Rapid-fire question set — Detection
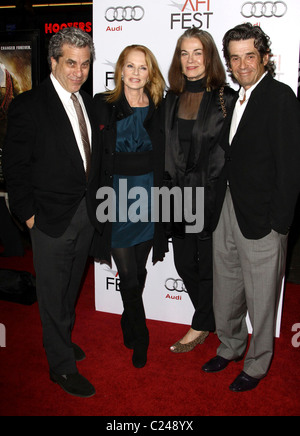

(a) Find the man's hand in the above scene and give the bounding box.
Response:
[26,215,35,229]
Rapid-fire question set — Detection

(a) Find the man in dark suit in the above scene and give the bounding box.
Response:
[202,24,300,392]
[3,27,101,398]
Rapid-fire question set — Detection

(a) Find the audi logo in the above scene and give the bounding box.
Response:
[165,278,187,293]
[241,1,287,18]
[105,6,145,22]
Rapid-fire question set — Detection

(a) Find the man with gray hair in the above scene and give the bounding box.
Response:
[3,27,101,398]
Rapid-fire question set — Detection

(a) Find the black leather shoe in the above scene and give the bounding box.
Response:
[202,356,231,373]
[72,343,86,362]
[229,371,260,392]
[202,355,243,373]
[50,371,96,398]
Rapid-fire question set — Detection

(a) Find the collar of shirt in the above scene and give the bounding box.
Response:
[50,73,80,106]
[229,72,268,145]
[238,71,268,104]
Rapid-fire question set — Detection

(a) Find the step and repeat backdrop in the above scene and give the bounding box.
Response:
[93,0,300,337]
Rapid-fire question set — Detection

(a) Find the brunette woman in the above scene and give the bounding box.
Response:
[93,45,167,368]
[164,28,236,353]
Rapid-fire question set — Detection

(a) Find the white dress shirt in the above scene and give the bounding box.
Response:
[229,72,267,145]
[50,73,92,170]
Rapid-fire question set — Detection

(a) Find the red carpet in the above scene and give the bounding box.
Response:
[0,248,300,416]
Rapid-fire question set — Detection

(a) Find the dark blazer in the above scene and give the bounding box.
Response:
[3,76,101,237]
[164,85,237,239]
[212,73,300,239]
[91,91,168,265]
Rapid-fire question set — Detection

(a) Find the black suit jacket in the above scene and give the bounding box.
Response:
[3,76,101,237]
[212,73,300,239]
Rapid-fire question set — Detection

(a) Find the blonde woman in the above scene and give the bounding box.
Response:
[92,45,167,368]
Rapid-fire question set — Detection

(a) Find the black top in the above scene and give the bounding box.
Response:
[178,77,206,166]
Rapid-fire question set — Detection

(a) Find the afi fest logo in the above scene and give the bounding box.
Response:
[0,323,6,348]
[170,0,214,30]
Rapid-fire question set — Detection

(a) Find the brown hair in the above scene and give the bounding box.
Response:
[222,23,276,82]
[105,45,165,107]
[168,27,226,94]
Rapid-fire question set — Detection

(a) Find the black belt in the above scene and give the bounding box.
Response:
[113,151,154,176]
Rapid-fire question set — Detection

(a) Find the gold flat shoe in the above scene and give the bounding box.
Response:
[170,331,209,353]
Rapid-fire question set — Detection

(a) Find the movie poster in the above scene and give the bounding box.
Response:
[0,31,39,188]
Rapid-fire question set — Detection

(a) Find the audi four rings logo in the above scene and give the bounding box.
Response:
[105,6,145,22]
[165,279,187,293]
[241,1,287,18]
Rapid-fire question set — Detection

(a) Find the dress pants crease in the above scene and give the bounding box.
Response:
[213,188,288,379]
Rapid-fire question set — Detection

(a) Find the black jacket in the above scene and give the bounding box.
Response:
[212,73,300,239]
[164,85,236,239]
[91,91,168,265]
[3,77,101,237]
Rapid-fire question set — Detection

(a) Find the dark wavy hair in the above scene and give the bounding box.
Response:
[222,23,276,82]
[168,27,226,94]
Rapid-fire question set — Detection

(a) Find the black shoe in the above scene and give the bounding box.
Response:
[50,371,96,398]
[202,355,241,373]
[229,371,260,392]
[72,343,86,362]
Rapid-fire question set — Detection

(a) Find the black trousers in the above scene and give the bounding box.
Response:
[30,198,94,375]
[172,234,215,332]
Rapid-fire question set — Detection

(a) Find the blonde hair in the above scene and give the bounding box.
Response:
[105,45,165,107]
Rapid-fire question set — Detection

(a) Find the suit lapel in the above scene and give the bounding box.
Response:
[45,77,86,176]
[231,96,258,147]
[230,74,271,148]
[219,93,238,152]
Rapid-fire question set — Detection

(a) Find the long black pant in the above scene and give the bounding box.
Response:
[172,234,215,332]
[111,240,152,349]
[30,199,94,375]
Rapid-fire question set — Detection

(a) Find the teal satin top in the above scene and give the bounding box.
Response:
[111,107,154,248]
